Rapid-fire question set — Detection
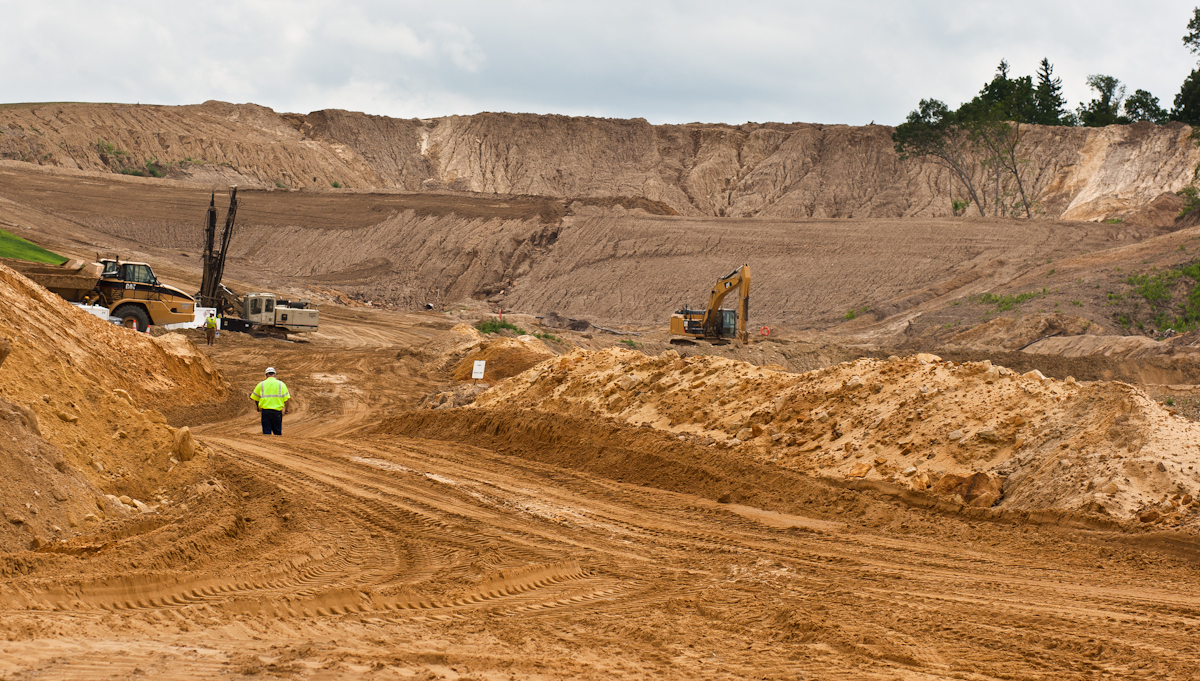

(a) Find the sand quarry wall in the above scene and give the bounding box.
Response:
[1,102,1196,221]
[35,191,1156,329]
[178,205,1139,328]
[474,347,1200,526]
[498,207,1140,328]
[0,264,226,551]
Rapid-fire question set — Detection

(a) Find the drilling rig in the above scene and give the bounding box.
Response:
[198,186,238,310]
[195,187,319,336]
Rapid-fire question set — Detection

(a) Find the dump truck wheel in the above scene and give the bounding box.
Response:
[113,305,150,332]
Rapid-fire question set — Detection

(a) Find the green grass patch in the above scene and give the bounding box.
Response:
[96,138,127,156]
[476,318,526,335]
[1112,260,1200,332]
[0,230,68,264]
[843,305,871,320]
[533,332,560,342]
[973,291,1040,311]
[1126,270,1181,305]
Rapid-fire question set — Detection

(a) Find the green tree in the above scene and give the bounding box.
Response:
[1078,75,1128,127]
[1124,89,1169,123]
[1175,9,1200,124]
[957,60,1038,124]
[893,99,986,217]
[953,61,1037,216]
[968,120,1033,217]
[1174,69,1200,124]
[1184,6,1200,54]
[895,60,1045,218]
[1033,58,1070,125]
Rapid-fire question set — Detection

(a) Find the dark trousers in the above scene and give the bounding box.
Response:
[261,408,283,435]
[205,328,216,345]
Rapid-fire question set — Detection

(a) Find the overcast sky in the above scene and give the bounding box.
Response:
[3,1,1197,126]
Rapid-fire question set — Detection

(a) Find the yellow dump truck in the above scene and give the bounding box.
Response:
[3,257,195,331]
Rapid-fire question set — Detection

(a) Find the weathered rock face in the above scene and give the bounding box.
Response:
[1,103,1196,222]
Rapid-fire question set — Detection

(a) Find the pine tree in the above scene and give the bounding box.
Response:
[1033,58,1068,125]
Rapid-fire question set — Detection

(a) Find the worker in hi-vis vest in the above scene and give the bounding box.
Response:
[251,367,291,435]
[204,312,218,346]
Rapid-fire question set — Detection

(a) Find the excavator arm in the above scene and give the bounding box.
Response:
[701,264,751,342]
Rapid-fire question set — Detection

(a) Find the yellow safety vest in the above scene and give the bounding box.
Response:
[252,377,290,411]
[205,316,218,328]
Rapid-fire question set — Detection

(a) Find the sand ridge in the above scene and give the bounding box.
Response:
[476,347,1200,524]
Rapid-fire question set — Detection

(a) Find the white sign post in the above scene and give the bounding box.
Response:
[472,360,486,384]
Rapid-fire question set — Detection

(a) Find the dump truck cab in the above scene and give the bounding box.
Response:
[93,258,195,330]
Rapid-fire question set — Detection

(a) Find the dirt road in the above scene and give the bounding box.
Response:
[2,306,1199,680]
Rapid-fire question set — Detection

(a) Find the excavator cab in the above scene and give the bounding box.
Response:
[672,308,737,338]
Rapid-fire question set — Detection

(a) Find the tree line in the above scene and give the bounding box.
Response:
[893,8,1200,218]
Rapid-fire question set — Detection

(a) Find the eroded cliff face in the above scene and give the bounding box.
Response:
[1,101,1196,221]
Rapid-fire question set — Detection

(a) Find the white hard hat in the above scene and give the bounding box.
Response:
[265,367,276,374]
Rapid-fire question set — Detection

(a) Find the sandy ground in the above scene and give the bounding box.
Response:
[4,159,1200,679]
[0,297,1199,679]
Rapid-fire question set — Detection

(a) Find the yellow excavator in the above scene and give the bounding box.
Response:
[669,264,751,344]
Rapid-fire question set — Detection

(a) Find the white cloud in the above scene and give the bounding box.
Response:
[323,13,432,59]
[1,0,1197,125]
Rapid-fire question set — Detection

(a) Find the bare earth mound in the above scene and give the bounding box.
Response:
[476,347,1200,524]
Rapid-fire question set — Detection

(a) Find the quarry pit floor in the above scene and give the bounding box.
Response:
[2,306,1199,680]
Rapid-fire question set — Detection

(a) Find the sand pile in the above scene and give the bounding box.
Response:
[0,264,226,550]
[451,336,555,382]
[419,325,556,409]
[475,347,1200,524]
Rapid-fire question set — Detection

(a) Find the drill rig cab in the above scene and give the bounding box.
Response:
[669,264,751,344]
